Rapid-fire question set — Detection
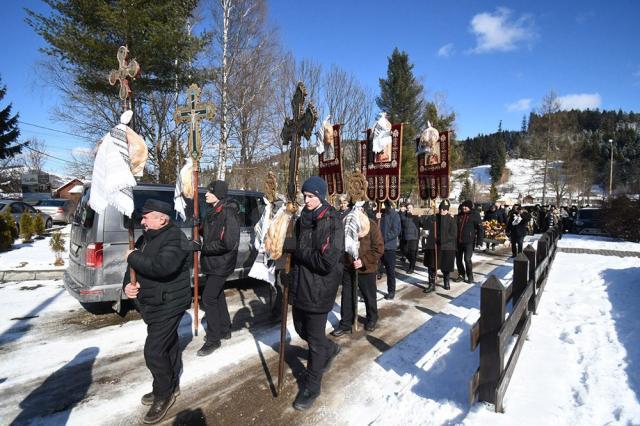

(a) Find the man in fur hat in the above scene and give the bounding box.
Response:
[422,199,457,291]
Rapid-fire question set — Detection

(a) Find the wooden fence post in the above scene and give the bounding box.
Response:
[523,244,537,313]
[512,253,529,308]
[536,237,548,267]
[479,275,506,404]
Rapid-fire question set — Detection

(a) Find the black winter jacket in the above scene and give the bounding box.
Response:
[201,199,240,277]
[456,211,484,245]
[124,223,191,324]
[507,210,531,239]
[400,213,420,241]
[423,214,457,251]
[380,208,401,250]
[289,202,344,313]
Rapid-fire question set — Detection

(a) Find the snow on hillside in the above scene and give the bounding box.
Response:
[449,159,604,204]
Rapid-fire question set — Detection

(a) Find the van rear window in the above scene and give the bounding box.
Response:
[73,187,95,228]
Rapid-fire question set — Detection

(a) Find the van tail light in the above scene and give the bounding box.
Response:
[57,208,65,213]
[86,243,104,268]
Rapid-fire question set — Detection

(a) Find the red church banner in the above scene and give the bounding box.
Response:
[417,130,450,200]
[359,123,403,201]
[318,124,344,195]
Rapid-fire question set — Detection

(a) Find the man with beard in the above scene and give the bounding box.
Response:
[197,180,240,357]
[422,200,457,291]
[123,199,192,424]
[455,200,484,283]
[283,176,344,410]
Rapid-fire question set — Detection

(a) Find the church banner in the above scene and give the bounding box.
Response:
[318,124,344,195]
[417,130,450,200]
[359,123,403,201]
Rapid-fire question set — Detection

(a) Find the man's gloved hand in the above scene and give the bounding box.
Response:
[283,237,296,253]
[189,240,202,252]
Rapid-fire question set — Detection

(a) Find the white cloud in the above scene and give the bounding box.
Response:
[437,43,454,57]
[71,147,92,157]
[556,93,601,110]
[469,7,536,53]
[507,98,532,112]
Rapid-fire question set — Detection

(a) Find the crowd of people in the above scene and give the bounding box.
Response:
[121,175,572,422]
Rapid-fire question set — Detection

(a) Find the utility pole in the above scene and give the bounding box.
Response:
[609,139,613,200]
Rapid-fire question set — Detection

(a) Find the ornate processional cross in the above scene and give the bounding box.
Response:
[174,84,216,161]
[280,82,318,204]
[108,46,140,106]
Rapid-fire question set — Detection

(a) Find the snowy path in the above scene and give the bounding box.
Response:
[1,235,639,425]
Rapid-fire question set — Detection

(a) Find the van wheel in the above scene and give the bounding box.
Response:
[80,302,114,315]
[46,218,53,229]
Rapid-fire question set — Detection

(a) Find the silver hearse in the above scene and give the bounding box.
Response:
[64,183,264,314]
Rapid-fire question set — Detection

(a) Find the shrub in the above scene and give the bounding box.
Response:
[49,230,66,266]
[0,209,18,240]
[34,213,46,237]
[0,216,12,251]
[19,211,35,243]
[602,196,640,242]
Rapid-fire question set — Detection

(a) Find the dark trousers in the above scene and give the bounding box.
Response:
[203,274,231,342]
[292,307,336,393]
[404,239,418,271]
[339,269,378,329]
[381,250,397,294]
[511,235,524,257]
[456,242,474,279]
[144,313,184,400]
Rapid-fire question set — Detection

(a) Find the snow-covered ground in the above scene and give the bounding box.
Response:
[0,225,70,271]
[0,234,638,425]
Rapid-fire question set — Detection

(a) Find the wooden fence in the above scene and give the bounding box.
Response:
[469,225,562,412]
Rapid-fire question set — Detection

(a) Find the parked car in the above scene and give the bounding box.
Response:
[0,200,54,232]
[34,198,75,224]
[572,207,608,236]
[63,183,265,314]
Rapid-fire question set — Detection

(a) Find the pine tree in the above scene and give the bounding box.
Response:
[0,77,23,159]
[521,115,528,133]
[377,48,424,197]
[459,178,473,202]
[50,230,66,266]
[34,214,46,237]
[19,212,35,243]
[0,209,18,240]
[490,182,499,202]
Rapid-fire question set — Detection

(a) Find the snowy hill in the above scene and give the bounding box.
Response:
[449,158,604,205]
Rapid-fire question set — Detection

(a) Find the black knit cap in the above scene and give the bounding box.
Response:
[438,199,450,211]
[141,199,173,216]
[207,180,228,200]
[301,176,327,201]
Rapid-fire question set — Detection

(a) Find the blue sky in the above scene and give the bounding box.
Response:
[1,0,639,175]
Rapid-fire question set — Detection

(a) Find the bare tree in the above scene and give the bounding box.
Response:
[22,138,47,172]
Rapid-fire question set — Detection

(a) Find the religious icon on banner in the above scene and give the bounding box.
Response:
[318,122,344,195]
[417,129,451,200]
[360,122,403,201]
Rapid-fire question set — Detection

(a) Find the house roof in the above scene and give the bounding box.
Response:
[54,178,83,193]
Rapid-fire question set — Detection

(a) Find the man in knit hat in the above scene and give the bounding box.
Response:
[197,180,240,356]
[282,175,344,410]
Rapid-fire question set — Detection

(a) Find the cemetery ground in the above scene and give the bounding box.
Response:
[0,235,639,425]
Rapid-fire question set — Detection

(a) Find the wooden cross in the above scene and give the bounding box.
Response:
[280,82,318,203]
[174,83,215,160]
[108,46,140,102]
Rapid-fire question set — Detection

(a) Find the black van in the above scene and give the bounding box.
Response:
[64,183,264,313]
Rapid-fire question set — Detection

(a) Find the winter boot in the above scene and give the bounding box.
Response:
[141,386,180,406]
[143,393,176,424]
[293,387,320,411]
[443,273,451,290]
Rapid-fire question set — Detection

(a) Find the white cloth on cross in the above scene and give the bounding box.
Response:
[249,197,276,285]
[372,112,393,153]
[89,123,137,217]
[173,159,191,222]
[344,206,362,260]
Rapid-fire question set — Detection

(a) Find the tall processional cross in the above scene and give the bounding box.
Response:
[174,83,216,160]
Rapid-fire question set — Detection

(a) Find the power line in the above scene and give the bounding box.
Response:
[18,120,92,140]
[22,144,75,164]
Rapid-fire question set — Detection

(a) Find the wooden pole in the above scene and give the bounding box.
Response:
[192,161,201,336]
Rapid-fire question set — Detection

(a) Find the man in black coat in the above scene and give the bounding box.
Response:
[483,204,498,251]
[400,203,420,274]
[123,199,192,424]
[507,205,531,257]
[423,200,457,291]
[377,200,402,299]
[198,180,241,357]
[455,200,483,283]
[283,176,344,411]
